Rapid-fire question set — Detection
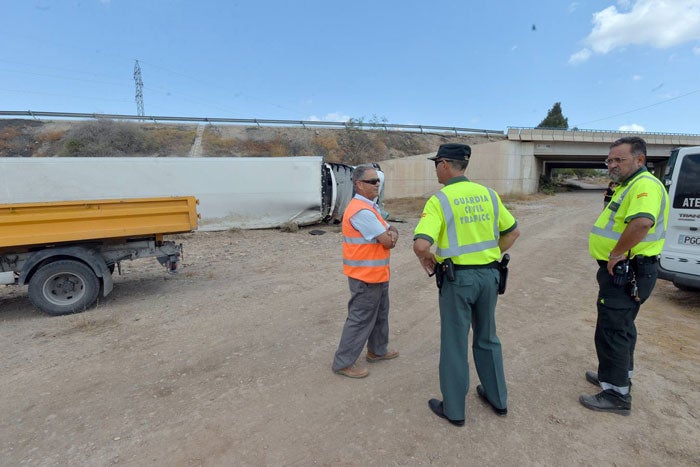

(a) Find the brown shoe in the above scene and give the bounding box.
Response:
[335,365,369,378]
[366,350,399,363]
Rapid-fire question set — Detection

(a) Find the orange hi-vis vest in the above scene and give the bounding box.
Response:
[342,198,390,283]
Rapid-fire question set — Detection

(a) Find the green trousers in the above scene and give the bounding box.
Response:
[438,267,507,420]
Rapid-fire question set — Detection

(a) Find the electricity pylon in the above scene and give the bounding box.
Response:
[134,60,144,117]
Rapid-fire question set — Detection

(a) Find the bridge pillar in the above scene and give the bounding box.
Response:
[379,140,541,199]
[468,140,538,195]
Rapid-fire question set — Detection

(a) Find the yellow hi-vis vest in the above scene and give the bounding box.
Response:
[589,169,669,260]
[342,198,390,283]
[414,178,516,265]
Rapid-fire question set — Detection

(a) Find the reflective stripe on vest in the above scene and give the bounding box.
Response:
[343,258,390,267]
[434,187,500,258]
[590,175,667,242]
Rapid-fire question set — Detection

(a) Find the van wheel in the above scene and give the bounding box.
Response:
[674,283,700,292]
[28,260,100,316]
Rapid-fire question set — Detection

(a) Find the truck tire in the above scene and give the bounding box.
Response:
[28,260,100,316]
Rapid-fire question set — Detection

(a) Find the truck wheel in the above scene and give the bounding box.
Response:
[28,260,100,316]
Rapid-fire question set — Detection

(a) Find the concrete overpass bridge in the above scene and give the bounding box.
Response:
[380,128,700,198]
[506,127,700,181]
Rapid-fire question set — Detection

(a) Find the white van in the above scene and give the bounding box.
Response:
[658,146,700,291]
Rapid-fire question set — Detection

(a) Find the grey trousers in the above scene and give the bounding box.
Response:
[332,277,390,371]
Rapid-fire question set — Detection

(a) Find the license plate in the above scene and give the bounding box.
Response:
[678,234,700,246]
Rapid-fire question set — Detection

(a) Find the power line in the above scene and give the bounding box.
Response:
[574,88,700,127]
[138,60,303,116]
[134,60,144,117]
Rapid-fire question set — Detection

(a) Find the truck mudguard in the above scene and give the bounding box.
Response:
[18,245,114,296]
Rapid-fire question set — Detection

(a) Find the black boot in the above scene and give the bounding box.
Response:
[579,389,631,416]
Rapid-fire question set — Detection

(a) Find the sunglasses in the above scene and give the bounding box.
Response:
[434,159,447,167]
[359,178,381,185]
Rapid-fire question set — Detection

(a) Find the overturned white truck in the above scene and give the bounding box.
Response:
[0,156,360,230]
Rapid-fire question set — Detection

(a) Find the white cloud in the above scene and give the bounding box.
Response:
[571,0,700,61]
[569,2,580,13]
[632,74,642,80]
[569,48,592,64]
[619,123,646,132]
[306,112,350,122]
[693,46,700,54]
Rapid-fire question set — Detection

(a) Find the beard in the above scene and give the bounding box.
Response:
[609,170,623,183]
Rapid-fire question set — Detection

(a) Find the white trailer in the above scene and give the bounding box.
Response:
[0,157,357,230]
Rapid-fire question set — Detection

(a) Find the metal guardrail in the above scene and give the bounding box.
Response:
[507,126,700,137]
[0,110,504,136]
[506,126,700,146]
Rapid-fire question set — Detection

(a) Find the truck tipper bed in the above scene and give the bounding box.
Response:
[0,196,199,315]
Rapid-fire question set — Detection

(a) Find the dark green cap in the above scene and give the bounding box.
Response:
[429,143,471,161]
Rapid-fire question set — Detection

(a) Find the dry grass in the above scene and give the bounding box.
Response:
[203,136,236,155]
[1,119,505,163]
[68,304,118,332]
[146,126,197,155]
[0,127,34,156]
[500,192,551,203]
[279,221,300,233]
[36,129,65,143]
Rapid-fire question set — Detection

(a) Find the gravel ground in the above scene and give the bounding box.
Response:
[0,191,698,466]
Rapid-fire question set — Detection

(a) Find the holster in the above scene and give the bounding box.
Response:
[433,262,443,289]
[434,258,455,289]
[612,259,630,287]
[498,254,510,295]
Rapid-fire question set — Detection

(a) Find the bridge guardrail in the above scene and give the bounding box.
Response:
[0,110,504,136]
[507,127,700,145]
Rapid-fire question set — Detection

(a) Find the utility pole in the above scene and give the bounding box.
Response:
[133,60,144,117]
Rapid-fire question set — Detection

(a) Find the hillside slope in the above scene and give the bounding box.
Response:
[0,118,504,164]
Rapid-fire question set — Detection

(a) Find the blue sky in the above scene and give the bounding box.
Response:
[2,0,700,134]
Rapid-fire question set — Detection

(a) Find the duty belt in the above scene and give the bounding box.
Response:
[633,255,658,264]
[597,255,657,268]
[453,261,499,270]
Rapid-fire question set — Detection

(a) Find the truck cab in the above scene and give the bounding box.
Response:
[658,146,700,291]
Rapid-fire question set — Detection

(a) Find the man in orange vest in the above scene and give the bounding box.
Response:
[332,164,400,378]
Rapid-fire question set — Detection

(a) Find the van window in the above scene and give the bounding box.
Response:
[673,154,700,209]
[663,148,679,189]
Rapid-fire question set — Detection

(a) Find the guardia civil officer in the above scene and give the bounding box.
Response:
[581,136,669,415]
[413,143,520,426]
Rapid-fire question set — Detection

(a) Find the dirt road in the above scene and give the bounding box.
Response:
[1,191,698,465]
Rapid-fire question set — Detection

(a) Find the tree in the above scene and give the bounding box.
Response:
[536,102,569,129]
